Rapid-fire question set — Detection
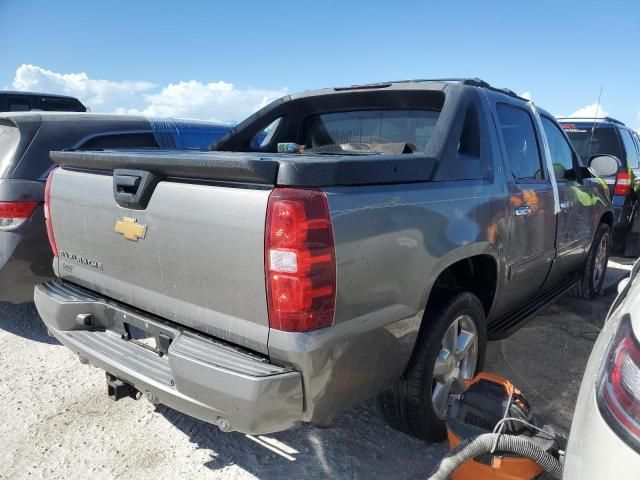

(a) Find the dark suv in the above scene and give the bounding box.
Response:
[558,117,640,254]
[0,91,86,112]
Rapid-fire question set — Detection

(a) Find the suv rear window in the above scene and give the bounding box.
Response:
[80,132,158,149]
[0,123,20,178]
[561,124,623,165]
[40,97,86,112]
[303,109,440,154]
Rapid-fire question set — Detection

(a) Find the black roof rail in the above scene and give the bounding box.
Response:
[556,116,627,127]
[604,116,626,126]
[380,78,527,101]
[333,78,528,101]
[383,77,490,87]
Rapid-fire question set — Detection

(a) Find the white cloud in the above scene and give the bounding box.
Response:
[12,64,155,107]
[519,91,532,100]
[115,80,288,123]
[8,64,287,123]
[565,102,609,119]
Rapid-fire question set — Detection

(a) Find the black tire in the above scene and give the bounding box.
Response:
[576,223,610,300]
[378,292,487,442]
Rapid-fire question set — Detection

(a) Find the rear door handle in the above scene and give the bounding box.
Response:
[514,206,531,217]
[560,200,573,211]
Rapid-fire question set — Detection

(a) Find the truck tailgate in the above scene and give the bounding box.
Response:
[49,167,271,354]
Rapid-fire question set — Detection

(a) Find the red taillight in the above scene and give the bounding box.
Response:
[614,171,632,196]
[265,188,336,332]
[0,201,38,219]
[0,201,38,230]
[44,167,58,256]
[597,318,640,447]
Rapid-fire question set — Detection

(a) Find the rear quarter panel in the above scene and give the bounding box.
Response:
[268,179,510,423]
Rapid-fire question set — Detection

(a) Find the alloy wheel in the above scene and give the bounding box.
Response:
[431,314,479,420]
[593,235,608,287]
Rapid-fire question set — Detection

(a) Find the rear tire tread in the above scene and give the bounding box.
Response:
[378,291,486,442]
[575,223,610,300]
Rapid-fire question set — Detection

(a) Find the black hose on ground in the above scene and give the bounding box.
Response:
[428,433,563,480]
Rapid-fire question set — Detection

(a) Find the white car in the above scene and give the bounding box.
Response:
[564,259,640,479]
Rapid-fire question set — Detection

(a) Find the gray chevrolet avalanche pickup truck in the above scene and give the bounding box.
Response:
[35,79,615,441]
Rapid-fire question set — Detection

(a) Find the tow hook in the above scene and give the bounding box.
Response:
[106,373,141,401]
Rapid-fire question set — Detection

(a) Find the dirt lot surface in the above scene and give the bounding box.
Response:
[0,258,634,480]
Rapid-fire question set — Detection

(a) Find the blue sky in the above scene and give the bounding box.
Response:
[1,0,639,126]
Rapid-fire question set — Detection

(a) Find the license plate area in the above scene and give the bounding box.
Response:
[114,312,176,356]
[126,323,158,351]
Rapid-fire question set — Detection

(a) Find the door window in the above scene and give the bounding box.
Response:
[541,116,577,181]
[619,129,640,169]
[496,104,544,181]
[7,97,30,111]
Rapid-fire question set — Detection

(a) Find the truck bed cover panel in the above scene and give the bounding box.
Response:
[51,149,438,187]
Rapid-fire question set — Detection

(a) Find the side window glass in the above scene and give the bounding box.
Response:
[250,117,282,150]
[80,133,158,149]
[8,98,30,111]
[541,117,576,181]
[634,133,640,165]
[496,103,544,181]
[619,129,640,169]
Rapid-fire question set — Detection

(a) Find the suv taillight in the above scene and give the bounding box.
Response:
[597,318,640,449]
[44,167,58,256]
[0,201,38,230]
[265,188,336,332]
[614,171,632,196]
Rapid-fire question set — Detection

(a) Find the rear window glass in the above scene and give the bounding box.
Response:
[7,99,30,111]
[80,133,158,149]
[40,97,85,112]
[303,109,440,154]
[0,124,20,178]
[561,124,623,164]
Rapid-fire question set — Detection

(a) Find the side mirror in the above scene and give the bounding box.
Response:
[588,155,621,178]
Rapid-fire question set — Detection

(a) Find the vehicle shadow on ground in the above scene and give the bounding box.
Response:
[0,301,58,344]
[157,400,446,479]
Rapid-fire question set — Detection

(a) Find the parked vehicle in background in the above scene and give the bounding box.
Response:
[0,112,231,302]
[558,117,640,254]
[564,259,640,479]
[35,79,613,442]
[0,91,86,112]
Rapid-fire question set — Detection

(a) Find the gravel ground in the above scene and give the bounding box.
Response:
[0,259,633,480]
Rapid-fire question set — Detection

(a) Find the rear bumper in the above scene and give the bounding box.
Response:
[0,206,54,303]
[34,280,304,434]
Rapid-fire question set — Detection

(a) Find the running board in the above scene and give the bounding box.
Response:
[488,276,578,340]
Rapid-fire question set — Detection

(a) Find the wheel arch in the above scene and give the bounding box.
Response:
[417,245,501,331]
[600,210,614,229]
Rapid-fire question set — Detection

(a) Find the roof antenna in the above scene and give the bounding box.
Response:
[585,86,603,162]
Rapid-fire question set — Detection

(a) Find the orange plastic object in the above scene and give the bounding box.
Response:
[448,373,543,480]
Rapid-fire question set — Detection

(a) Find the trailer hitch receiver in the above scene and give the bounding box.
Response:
[106,373,141,401]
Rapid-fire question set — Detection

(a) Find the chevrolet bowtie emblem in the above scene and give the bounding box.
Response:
[114,217,147,241]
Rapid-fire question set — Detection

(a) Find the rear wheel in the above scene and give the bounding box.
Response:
[576,223,610,299]
[378,292,486,442]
